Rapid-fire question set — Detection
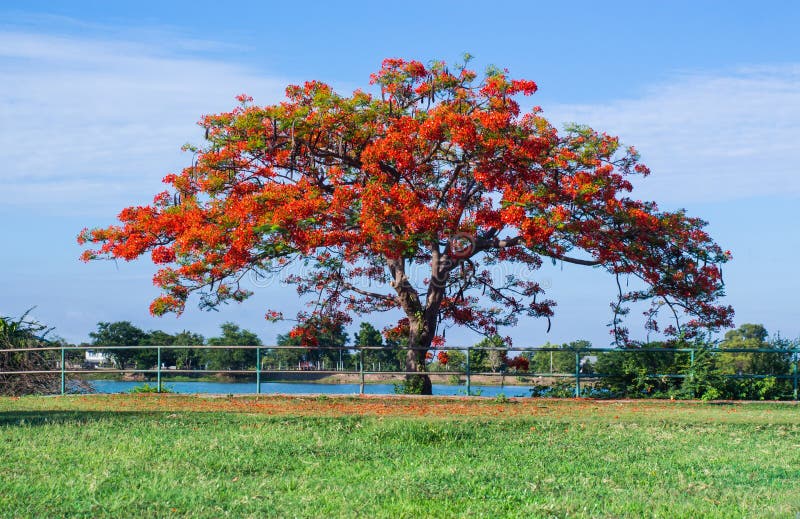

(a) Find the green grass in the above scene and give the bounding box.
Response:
[1,396,799,517]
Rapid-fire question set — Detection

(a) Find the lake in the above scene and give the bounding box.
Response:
[90,380,536,397]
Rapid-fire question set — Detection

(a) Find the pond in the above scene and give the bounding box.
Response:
[90,380,537,398]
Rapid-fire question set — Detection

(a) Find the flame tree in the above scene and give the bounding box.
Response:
[79,58,733,394]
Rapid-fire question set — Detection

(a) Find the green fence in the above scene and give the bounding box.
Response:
[1,344,798,399]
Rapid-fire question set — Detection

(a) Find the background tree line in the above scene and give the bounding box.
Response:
[87,320,408,372]
[3,311,799,400]
[86,318,800,400]
[589,324,799,400]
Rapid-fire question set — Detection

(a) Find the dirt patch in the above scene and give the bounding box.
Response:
[16,393,786,423]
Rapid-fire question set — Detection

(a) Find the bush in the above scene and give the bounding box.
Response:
[394,375,426,395]
[507,356,529,372]
[129,383,173,394]
[0,311,90,396]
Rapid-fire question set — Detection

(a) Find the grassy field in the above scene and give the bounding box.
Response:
[1,396,799,518]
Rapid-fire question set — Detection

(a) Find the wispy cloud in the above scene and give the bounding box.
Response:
[2,27,798,218]
[0,29,288,215]
[546,65,800,203]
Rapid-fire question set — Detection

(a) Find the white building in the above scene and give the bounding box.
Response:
[85,350,111,366]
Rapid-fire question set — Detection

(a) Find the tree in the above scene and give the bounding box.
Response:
[506,355,529,372]
[0,311,86,395]
[89,321,148,369]
[272,318,349,369]
[171,330,205,370]
[594,341,689,396]
[354,321,383,348]
[135,329,173,368]
[470,335,506,373]
[530,340,591,374]
[354,322,402,371]
[79,57,733,394]
[203,323,262,370]
[716,324,793,399]
[441,349,466,371]
[718,324,777,374]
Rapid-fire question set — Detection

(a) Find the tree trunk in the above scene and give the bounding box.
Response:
[404,346,432,395]
[385,255,440,395]
[403,319,433,395]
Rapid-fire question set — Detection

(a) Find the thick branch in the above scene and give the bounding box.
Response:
[386,257,423,316]
[337,279,396,304]
[475,235,602,266]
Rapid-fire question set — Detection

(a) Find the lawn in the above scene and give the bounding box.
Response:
[1,395,798,517]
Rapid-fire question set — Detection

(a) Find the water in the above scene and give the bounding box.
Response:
[90,380,536,397]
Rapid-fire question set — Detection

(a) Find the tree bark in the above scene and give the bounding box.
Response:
[404,321,433,394]
[404,346,432,395]
[388,251,446,396]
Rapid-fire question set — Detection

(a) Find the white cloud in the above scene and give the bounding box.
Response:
[546,65,800,203]
[0,30,288,215]
[2,28,798,218]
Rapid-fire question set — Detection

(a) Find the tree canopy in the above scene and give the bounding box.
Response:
[79,57,733,393]
[89,321,148,369]
[204,322,261,370]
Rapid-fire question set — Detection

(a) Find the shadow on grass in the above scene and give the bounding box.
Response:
[0,410,163,427]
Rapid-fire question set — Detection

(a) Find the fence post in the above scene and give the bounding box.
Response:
[256,347,261,395]
[465,347,471,396]
[793,360,798,401]
[359,348,365,395]
[574,351,581,398]
[157,346,162,393]
[60,344,66,396]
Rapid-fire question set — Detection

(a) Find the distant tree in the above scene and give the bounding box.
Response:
[592,325,797,399]
[530,340,591,374]
[594,341,688,396]
[354,322,383,347]
[270,332,306,368]
[203,323,262,370]
[441,349,466,371]
[134,329,174,368]
[147,330,175,345]
[470,336,507,373]
[717,324,788,375]
[506,355,529,372]
[355,322,401,371]
[273,318,349,369]
[171,331,205,369]
[487,349,508,373]
[89,321,147,369]
[716,324,793,399]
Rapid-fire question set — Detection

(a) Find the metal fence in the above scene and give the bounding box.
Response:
[1,344,798,399]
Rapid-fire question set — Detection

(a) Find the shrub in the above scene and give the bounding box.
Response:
[129,383,173,394]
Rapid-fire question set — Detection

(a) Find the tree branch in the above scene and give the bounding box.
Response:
[474,234,602,266]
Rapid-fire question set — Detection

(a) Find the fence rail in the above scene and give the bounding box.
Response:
[2,344,799,399]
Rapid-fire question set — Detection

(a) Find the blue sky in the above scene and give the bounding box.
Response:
[1,1,798,346]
